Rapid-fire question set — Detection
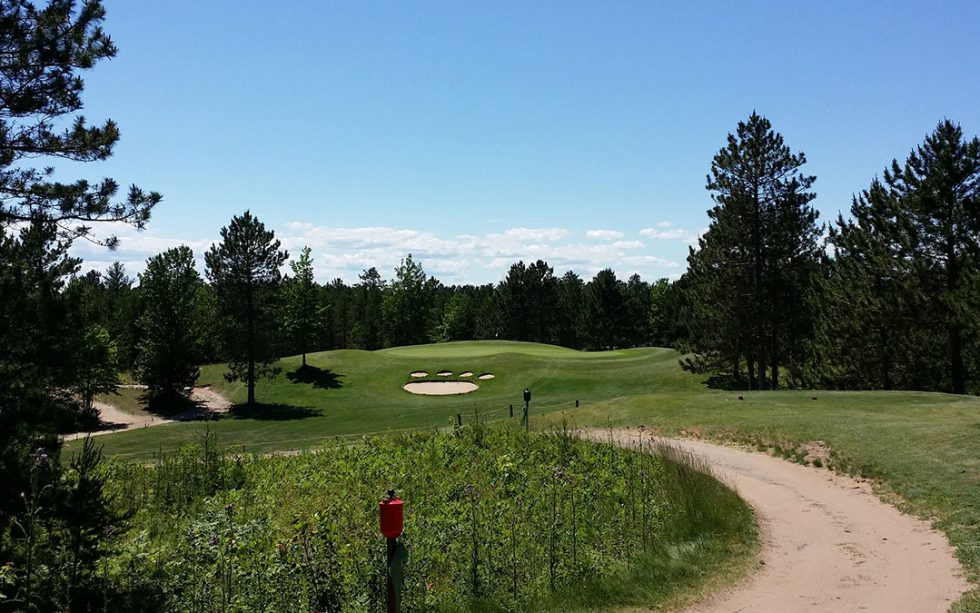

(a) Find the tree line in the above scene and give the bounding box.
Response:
[69,231,674,409]
[679,113,980,395]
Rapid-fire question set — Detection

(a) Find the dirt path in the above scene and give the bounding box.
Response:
[65,386,232,441]
[591,428,971,613]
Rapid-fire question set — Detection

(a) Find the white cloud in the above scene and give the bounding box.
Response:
[611,240,643,249]
[68,220,690,286]
[585,229,624,240]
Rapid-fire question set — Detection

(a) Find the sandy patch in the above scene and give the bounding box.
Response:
[410,371,428,378]
[436,370,452,376]
[403,381,479,395]
[478,373,495,380]
[796,440,832,466]
[585,428,971,613]
[459,371,474,377]
[64,386,232,440]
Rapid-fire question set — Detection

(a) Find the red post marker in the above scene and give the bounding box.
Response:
[380,490,404,612]
[380,491,404,538]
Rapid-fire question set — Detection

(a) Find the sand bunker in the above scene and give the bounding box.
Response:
[403,381,479,395]
[459,371,474,377]
[478,373,495,380]
[437,371,452,376]
[410,371,428,378]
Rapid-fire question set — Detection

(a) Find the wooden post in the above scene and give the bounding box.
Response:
[457,414,462,427]
[386,537,397,613]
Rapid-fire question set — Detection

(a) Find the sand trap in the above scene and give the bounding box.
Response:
[410,371,428,378]
[459,371,474,377]
[478,373,495,380]
[403,381,479,396]
[436,371,452,376]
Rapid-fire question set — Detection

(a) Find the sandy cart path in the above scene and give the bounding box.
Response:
[593,429,971,613]
[65,386,231,441]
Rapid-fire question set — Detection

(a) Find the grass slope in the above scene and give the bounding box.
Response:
[78,342,699,458]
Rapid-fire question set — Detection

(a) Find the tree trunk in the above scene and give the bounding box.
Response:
[947,249,965,394]
[247,281,256,407]
[302,351,307,367]
[747,354,756,390]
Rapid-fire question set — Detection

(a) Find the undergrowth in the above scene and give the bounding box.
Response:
[98,423,755,611]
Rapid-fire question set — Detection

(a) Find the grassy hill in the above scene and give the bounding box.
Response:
[79,342,702,458]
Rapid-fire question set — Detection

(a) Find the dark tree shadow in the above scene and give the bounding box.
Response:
[285,365,344,390]
[702,374,750,391]
[144,392,199,416]
[229,402,321,421]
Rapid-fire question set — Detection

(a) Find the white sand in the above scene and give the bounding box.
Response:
[410,371,428,378]
[459,371,474,377]
[403,381,479,395]
[436,371,452,376]
[478,373,495,380]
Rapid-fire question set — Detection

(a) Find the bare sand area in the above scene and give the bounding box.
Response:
[477,373,495,380]
[65,386,232,440]
[586,428,971,613]
[402,381,479,395]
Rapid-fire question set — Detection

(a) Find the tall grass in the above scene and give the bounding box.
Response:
[99,423,755,612]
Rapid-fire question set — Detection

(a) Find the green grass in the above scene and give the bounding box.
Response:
[96,387,149,416]
[74,342,700,459]
[69,340,980,610]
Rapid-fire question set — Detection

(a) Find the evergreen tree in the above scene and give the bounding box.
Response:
[134,246,205,403]
[0,0,160,243]
[205,212,288,407]
[683,112,819,388]
[72,324,117,415]
[351,267,385,349]
[821,121,980,393]
[434,290,475,342]
[585,269,625,350]
[623,273,651,347]
[281,246,322,366]
[496,260,559,343]
[556,271,585,348]
[382,254,436,347]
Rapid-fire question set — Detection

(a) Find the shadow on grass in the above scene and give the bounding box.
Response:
[144,392,200,416]
[285,364,344,390]
[702,374,750,391]
[229,402,322,421]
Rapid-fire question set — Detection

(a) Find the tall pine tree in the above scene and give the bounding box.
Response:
[205,212,288,407]
[683,112,819,388]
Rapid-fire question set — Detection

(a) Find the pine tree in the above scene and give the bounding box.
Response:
[683,112,819,388]
[351,267,385,349]
[382,254,436,347]
[0,0,160,243]
[281,246,322,366]
[822,120,980,393]
[205,212,288,407]
[496,260,559,343]
[135,246,205,404]
[585,269,625,350]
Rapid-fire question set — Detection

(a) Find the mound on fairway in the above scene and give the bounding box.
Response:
[403,380,479,395]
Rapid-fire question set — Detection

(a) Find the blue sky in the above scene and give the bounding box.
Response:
[67,1,980,284]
